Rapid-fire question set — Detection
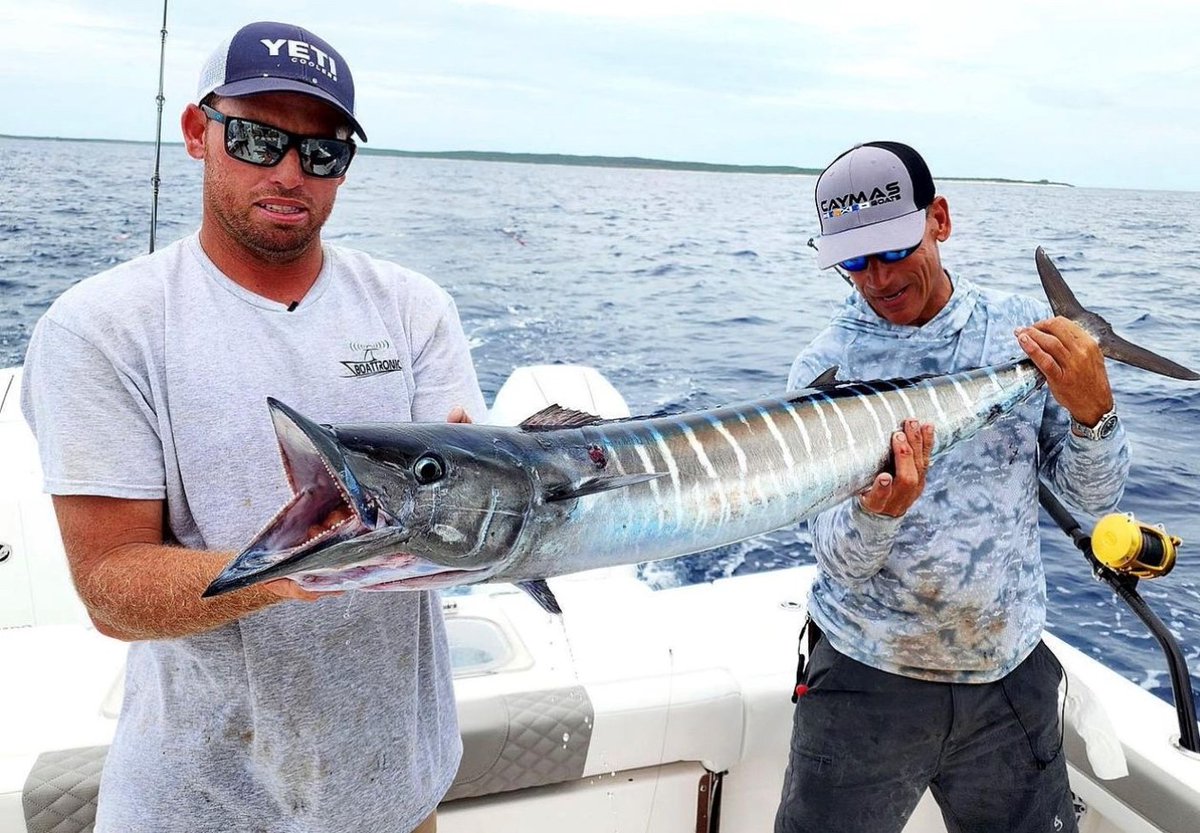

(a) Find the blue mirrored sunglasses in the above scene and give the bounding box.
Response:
[838,243,920,273]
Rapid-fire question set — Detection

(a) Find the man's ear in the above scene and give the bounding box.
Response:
[181,104,208,161]
[929,195,952,242]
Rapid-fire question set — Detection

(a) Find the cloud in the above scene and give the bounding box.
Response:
[2,0,1199,188]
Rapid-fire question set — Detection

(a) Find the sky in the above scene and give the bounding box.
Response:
[2,0,1198,191]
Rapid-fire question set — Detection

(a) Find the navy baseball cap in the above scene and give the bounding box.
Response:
[197,21,367,141]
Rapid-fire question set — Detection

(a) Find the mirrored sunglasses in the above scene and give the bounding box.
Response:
[838,243,920,273]
[200,105,356,179]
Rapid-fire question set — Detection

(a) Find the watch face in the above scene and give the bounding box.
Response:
[1071,410,1118,440]
[1098,412,1119,439]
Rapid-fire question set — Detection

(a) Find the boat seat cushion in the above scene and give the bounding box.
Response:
[22,746,107,833]
[445,685,593,801]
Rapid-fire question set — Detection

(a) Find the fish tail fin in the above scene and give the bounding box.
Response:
[1036,246,1200,381]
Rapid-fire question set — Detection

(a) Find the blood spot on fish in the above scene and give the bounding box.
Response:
[588,445,607,469]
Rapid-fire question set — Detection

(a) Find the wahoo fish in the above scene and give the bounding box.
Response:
[203,249,1197,611]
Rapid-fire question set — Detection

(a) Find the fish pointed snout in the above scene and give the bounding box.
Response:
[202,565,254,598]
[203,544,291,598]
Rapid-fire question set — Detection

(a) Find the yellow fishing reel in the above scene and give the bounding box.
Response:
[1091,513,1180,579]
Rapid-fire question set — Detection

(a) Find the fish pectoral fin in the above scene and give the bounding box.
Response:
[519,404,607,430]
[542,472,667,502]
[516,579,562,615]
[1097,331,1200,381]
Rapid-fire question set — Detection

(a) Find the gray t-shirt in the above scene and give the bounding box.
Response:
[21,233,486,833]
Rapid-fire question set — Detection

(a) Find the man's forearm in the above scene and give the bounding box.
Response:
[810,498,902,586]
[73,543,282,641]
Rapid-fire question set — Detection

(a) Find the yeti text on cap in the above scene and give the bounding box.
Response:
[260,37,339,81]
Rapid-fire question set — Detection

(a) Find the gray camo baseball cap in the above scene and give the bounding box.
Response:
[813,141,934,269]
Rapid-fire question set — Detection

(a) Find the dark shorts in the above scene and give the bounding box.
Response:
[775,639,1078,833]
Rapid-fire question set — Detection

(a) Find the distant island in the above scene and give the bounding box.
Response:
[0,133,1073,186]
[357,147,816,176]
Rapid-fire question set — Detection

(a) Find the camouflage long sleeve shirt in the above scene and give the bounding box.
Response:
[787,274,1130,682]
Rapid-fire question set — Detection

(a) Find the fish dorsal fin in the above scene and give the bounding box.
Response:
[517,579,562,614]
[519,404,607,430]
[1036,246,1200,381]
[807,366,840,388]
[543,472,666,502]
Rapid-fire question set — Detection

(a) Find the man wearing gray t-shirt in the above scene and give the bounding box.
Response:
[21,21,485,833]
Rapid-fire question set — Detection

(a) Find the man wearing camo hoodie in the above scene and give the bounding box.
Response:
[775,141,1127,833]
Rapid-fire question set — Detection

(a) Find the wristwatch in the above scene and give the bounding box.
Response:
[1070,408,1119,441]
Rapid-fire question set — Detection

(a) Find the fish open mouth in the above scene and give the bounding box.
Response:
[250,400,374,555]
[205,400,496,598]
[203,399,379,597]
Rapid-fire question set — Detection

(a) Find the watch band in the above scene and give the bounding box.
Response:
[1070,408,1119,441]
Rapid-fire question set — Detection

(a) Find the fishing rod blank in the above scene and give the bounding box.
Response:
[149,0,169,253]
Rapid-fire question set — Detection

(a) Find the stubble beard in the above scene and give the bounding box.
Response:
[204,172,334,265]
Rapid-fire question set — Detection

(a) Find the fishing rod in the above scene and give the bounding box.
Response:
[1038,481,1200,753]
[805,237,852,286]
[149,0,169,253]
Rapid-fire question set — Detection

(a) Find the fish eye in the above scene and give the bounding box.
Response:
[413,453,445,485]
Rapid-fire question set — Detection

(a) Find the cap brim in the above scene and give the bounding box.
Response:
[211,78,368,142]
[815,209,926,269]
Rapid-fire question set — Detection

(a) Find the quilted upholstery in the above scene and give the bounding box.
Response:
[23,746,108,833]
[444,686,594,800]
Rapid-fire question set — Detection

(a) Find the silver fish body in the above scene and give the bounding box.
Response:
[204,360,1043,598]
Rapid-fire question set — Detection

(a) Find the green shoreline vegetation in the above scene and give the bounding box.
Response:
[0,133,1073,187]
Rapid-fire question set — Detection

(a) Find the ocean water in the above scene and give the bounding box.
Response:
[2,136,1199,716]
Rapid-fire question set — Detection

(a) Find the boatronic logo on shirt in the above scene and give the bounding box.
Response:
[260,38,338,82]
[341,340,404,378]
[820,181,903,218]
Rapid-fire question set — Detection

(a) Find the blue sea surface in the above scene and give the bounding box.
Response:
[2,136,1199,716]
